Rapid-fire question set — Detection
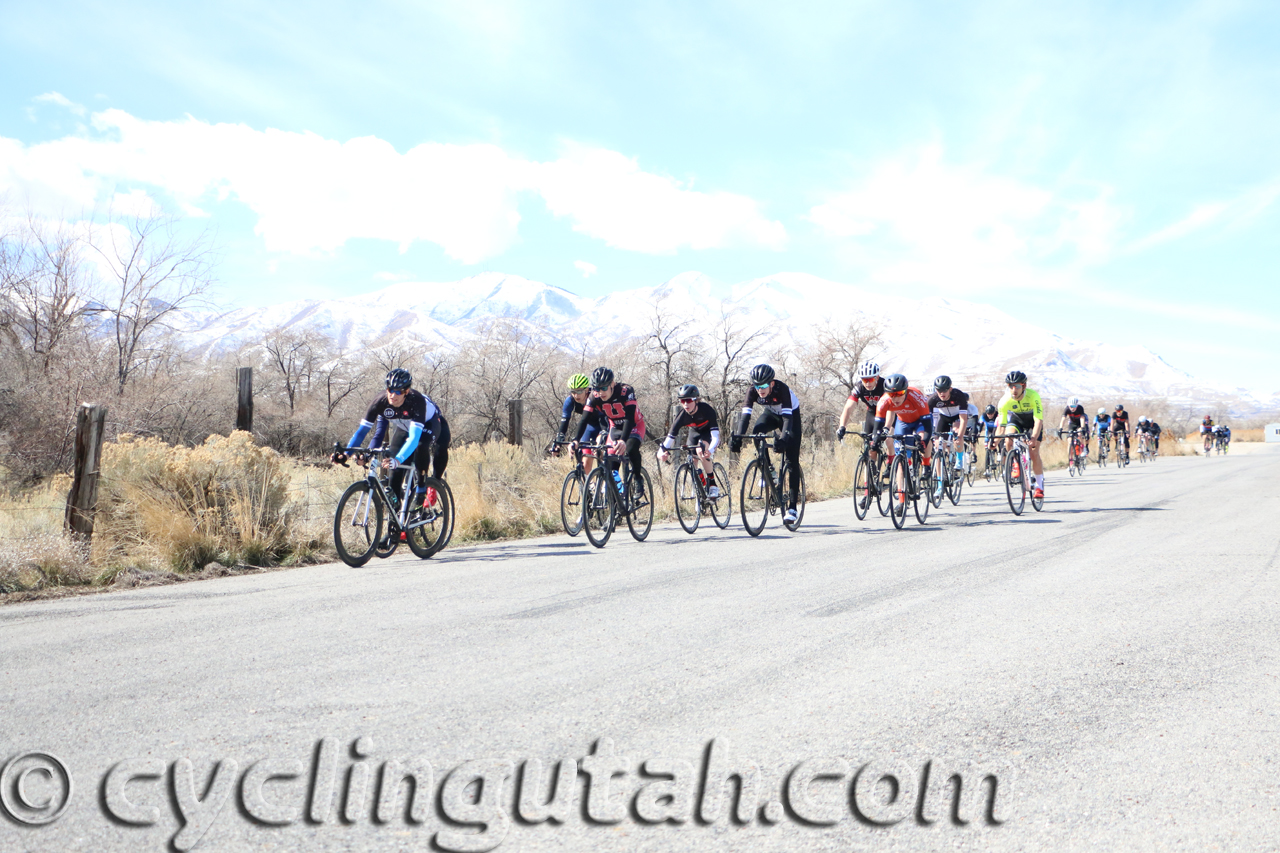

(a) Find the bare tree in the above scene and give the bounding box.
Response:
[808,318,885,396]
[706,303,769,423]
[262,327,322,414]
[643,296,699,435]
[86,211,214,394]
[454,319,556,442]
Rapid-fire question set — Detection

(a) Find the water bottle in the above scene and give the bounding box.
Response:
[612,470,624,494]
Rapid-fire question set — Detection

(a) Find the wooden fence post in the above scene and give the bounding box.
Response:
[236,367,254,432]
[65,403,106,541]
[507,399,523,446]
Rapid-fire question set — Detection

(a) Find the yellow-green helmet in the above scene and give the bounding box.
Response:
[568,373,590,391]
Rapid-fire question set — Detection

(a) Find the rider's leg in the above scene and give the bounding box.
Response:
[784,412,803,510]
[431,416,451,479]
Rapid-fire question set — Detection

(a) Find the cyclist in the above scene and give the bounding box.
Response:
[730,364,802,526]
[995,370,1045,499]
[332,368,450,515]
[1111,404,1131,461]
[978,403,1001,474]
[573,367,647,498]
[1059,396,1091,454]
[1220,424,1232,452]
[873,374,934,497]
[1148,418,1163,452]
[552,373,602,475]
[1200,415,1215,454]
[656,384,722,498]
[1094,407,1112,456]
[836,361,887,469]
[927,375,971,471]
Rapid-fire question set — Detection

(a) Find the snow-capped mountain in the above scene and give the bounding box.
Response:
[171,271,1271,414]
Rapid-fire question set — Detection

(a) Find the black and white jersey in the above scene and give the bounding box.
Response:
[741,381,800,418]
[928,388,970,430]
[661,402,721,451]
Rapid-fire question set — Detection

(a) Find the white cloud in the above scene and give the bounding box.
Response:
[1127,180,1280,253]
[574,260,597,277]
[0,110,786,263]
[33,91,86,116]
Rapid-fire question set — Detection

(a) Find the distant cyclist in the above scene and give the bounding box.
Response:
[927,375,971,471]
[730,364,802,526]
[996,370,1045,499]
[836,360,887,468]
[1200,415,1215,454]
[573,367,647,497]
[1111,404,1131,460]
[1059,396,1091,453]
[656,384,722,498]
[1094,408,1112,450]
[1148,418,1163,452]
[553,372,603,475]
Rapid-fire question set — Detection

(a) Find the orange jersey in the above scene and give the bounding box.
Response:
[876,387,931,423]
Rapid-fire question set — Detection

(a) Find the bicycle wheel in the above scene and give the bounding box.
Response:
[673,463,701,534]
[407,477,452,558]
[889,455,910,530]
[913,460,931,525]
[375,517,400,558]
[560,469,585,536]
[853,455,872,521]
[964,446,977,487]
[781,462,805,531]
[1004,450,1026,516]
[334,481,384,567]
[740,459,769,536]
[626,467,654,542]
[709,462,732,529]
[948,454,964,505]
[1031,477,1045,512]
[582,467,616,548]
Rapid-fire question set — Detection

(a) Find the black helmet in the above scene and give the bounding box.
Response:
[885,373,908,393]
[385,368,412,391]
[934,375,952,392]
[1005,370,1027,385]
[749,364,775,385]
[676,383,700,400]
[590,366,614,390]
[984,404,997,416]
[1114,403,1124,412]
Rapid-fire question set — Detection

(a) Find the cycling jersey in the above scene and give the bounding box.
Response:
[928,388,970,433]
[557,394,603,442]
[997,388,1044,423]
[1111,411,1130,433]
[848,377,886,410]
[577,383,645,443]
[1063,404,1088,426]
[661,402,721,452]
[1200,419,1214,434]
[742,381,800,419]
[350,389,441,464]
[1094,415,1111,433]
[978,414,1000,436]
[875,387,931,425]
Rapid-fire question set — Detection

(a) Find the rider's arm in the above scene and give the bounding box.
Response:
[707,427,721,454]
[394,421,424,463]
[838,396,857,428]
[348,419,374,449]
[557,395,575,440]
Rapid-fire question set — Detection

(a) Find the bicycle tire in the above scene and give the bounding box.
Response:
[674,463,701,534]
[964,446,977,487]
[740,458,769,537]
[334,481,383,567]
[583,467,616,548]
[914,458,931,525]
[781,462,806,531]
[890,455,910,530]
[929,454,946,508]
[853,455,872,521]
[626,467,654,542]
[1031,481,1045,512]
[1004,450,1026,516]
[407,477,453,558]
[948,455,964,505]
[560,469,585,536]
[709,462,732,529]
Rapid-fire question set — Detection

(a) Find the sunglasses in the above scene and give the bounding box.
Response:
[889,390,907,397]
[388,388,408,395]
[679,397,697,404]
[754,383,770,391]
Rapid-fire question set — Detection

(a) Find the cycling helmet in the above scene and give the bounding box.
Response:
[385,368,412,391]
[1005,370,1027,385]
[750,364,775,385]
[1114,404,1124,412]
[858,361,881,379]
[1139,416,1149,424]
[934,375,952,392]
[884,373,908,393]
[590,366,614,390]
[984,404,997,416]
[676,383,700,400]
[1203,415,1211,421]
[568,373,590,391]
[1068,396,1080,407]
[1097,408,1107,415]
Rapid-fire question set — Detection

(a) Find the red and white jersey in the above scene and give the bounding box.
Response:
[875,387,931,424]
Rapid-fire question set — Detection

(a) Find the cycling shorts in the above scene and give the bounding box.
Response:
[894,415,933,444]
[1007,411,1042,440]
[580,422,601,456]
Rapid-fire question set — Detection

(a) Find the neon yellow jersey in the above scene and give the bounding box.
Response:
[997,387,1044,425]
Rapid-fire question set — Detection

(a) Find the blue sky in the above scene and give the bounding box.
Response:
[2,0,1277,395]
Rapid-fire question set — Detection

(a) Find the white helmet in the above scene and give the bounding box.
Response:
[858,361,881,378]
[1097,407,1106,415]
[1068,396,1080,407]
[1139,416,1149,424]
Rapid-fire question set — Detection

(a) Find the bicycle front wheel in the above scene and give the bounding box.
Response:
[914,461,931,525]
[709,462,732,529]
[853,455,872,521]
[560,469,585,536]
[334,481,384,567]
[740,459,769,537]
[890,455,910,530]
[1004,451,1026,516]
[948,455,964,505]
[674,463,701,534]
[583,468,616,548]
[407,477,453,558]
[626,467,654,542]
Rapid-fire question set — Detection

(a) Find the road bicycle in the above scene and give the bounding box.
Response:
[1114,431,1130,468]
[963,433,979,487]
[548,438,607,537]
[1096,430,1110,467]
[888,432,933,530]
[1000,430,1044,516]
[981,435,1004,482]
[1136,431,1154,463]
[581,440,654,548]
[1202,431,1214,456]
[931,430,965,507]
[735,433,806,536]
[850,431,891,521]
[1215,433,1229,455]
[1059,428,1087,477]
[669,442,732,534]
[332,444,453,567]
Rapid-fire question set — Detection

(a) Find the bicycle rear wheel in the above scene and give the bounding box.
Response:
[407,477,452,558]
[913,460,931,525]
[583,468,616,548]
[740,459,769,536]
[709,462,732,529]
[964,445,977,487]
[674,463,701,534]
[1004,451,1026,516]
[890,456,910,530]
[781,462,805,531]
[853,456,872,521]
[626,467,654,542]
[948,455,964,505]
[334,481,384,567]
[560,469,585,536]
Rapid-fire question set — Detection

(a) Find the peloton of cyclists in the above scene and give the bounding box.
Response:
[730,364,803,526]
[656,384,723,498]
[553,372,603,475]
[573,367,648,498]
[995,370,1046,499]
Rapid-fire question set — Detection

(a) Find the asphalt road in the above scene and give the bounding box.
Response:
[3,446,1279,852]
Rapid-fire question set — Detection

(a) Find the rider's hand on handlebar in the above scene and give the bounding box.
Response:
[836,425,847,442]
[656,448,670,464]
